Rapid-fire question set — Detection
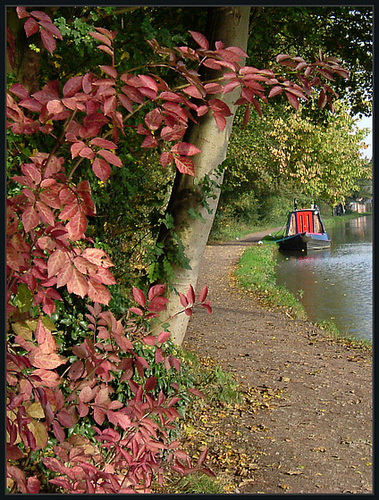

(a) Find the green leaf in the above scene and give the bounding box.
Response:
[42,315,56,331]
[163,214,175,229]
[16,283,34,313]
[148,262,160,282]
[188,207,205,222]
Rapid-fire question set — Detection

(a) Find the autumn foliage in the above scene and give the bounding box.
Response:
[6,7,348,493]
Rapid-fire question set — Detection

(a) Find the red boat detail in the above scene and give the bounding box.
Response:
[276,205,331,252]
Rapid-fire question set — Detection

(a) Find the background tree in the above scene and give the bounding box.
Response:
[215,101,371,230]
[247,6,372,117]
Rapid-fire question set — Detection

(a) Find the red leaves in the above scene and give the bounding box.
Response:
[22,205,39,232]
[129,282,211,332]
[148,295,169,313]
[131,284,169,316]
[174,156,196,176]
[208,99,232,131]
[66,209,88,241]
[179,285,195,316]
[285,91,300,110]
[189,387,206,398]
[47,247,115,304]
[82,248,113,268]
[35,201,55,226]
[160,151,174,168]
[30,351,66,370]
[145,108,162,130]
[199,285,209,303]
[24,17,39,37]
[70,141,86,159]
[268,85,283,98]
[132,287,147,307]
[97,149,122,167]
[189,31,210,50]
[66,267,88,298]
[148,284,166,300]
[70,134,121,182]
[9,83,29,100]
[178,285,212,316]
[87,279,112,305]
[7,283,213,494]
[92,158,112,181]
[17,8,63,55]
[18,318,68,372]
[273,52,348,112]
[63,76,83,97]
[171,142,201,156]
[183,85,204,99]
[47,250,68,278]
[89,27,117,60]
[157,331,171,343]
[318,89,328,110]
[100,65,118,79]
[90,138,117,149]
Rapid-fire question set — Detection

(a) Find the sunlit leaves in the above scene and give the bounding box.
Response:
[226,101,370,215]
[174,156,196,176]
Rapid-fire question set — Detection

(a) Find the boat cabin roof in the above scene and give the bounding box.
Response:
[286,208,326,236]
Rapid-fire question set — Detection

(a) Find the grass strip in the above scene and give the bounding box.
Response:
[234,230,372,350]
[235,243,307,319]
[209,221,283,243]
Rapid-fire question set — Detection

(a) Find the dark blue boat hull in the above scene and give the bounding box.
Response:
[277,232,331,252]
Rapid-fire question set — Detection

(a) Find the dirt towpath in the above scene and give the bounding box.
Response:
[184,231,373,494]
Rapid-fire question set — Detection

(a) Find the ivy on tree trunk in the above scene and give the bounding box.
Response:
[157,6,251,344]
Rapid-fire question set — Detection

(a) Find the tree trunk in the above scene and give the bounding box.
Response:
[158,6,250,345]
[7,7,54,93]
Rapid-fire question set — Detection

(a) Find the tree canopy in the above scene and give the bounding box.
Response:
[8,6,372,116]
[218,101,371,227]
[247,6,372,117]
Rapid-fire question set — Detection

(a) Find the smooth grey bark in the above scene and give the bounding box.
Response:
[158,6,251,345]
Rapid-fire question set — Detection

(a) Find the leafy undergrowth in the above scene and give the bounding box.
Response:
[153,349,282,494]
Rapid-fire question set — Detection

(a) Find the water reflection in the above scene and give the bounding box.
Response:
[275,216,372,341]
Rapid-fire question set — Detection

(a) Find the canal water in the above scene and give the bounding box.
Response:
[275,215,372,342]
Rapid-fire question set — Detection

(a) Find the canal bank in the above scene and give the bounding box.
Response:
[184,223,372,493]
[235,214,372,346]
[276,214,372,342]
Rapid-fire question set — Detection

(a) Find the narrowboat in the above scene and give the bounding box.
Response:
[275,204,331,252]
